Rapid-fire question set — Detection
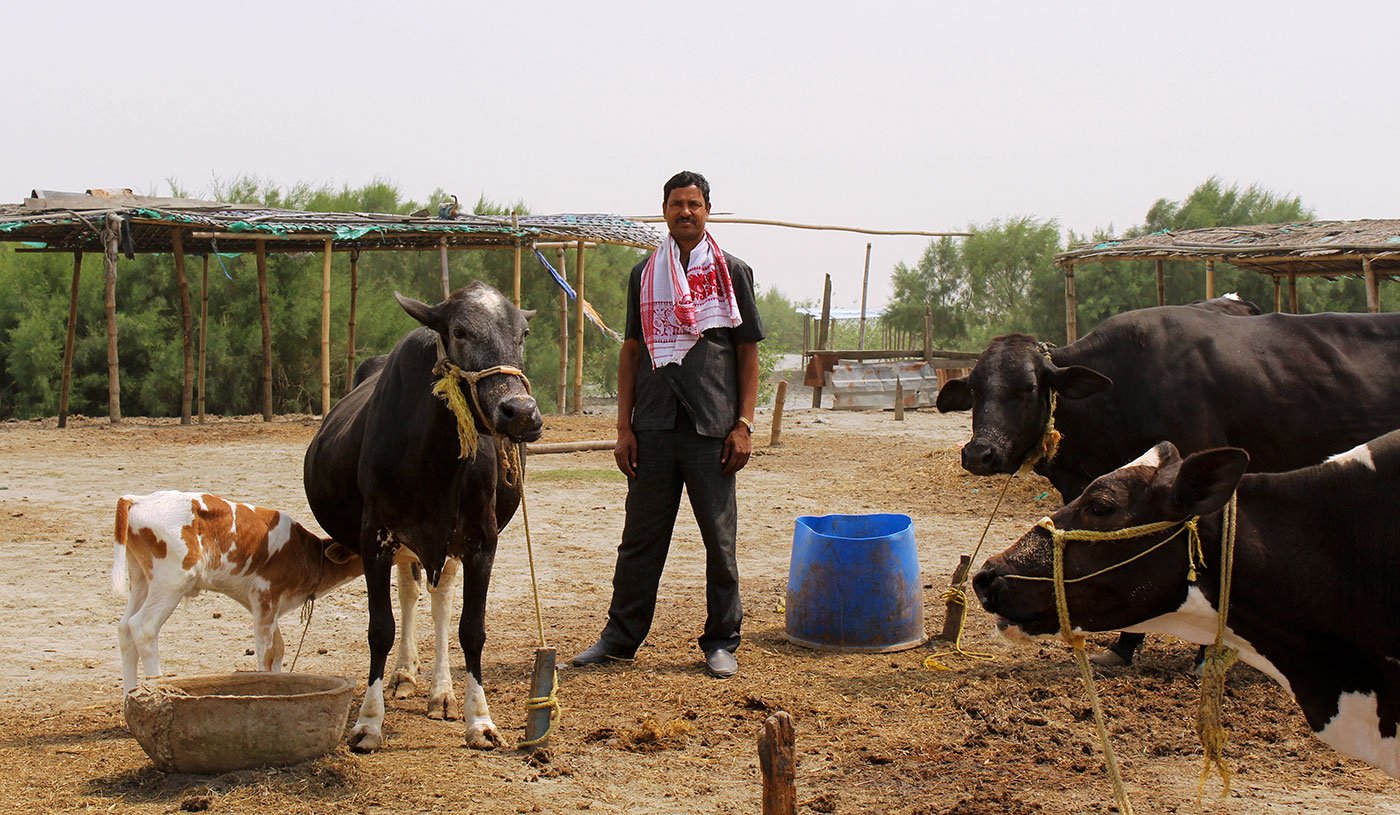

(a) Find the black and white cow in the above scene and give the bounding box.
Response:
[973,432,1400,777]
[304,283,542,752]
[937,306,1400,664]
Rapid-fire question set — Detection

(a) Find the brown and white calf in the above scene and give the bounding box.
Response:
[973,431,1400,777]
[112,490,362,694]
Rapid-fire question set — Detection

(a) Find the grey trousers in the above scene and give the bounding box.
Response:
[601,419,742,655]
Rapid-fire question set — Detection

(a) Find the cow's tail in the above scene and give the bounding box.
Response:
[111,496,133,596]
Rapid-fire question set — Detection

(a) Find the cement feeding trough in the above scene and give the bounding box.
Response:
[123,673,354,773]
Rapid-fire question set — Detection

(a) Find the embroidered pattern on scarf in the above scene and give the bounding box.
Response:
[640,232,742,368]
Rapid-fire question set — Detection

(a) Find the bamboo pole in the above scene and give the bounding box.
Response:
[923,306,932,363]
[256,239,273,422]
[758,712,796,815]
[1155,259,1165,306]
[103,213,122,425]
[1272,276,1282,314]
[770,380,787,447]
[58,251,82,428]
[171,228,194,425]
[812,275,831,409]
[1364,256,1380,313]
[857,242,871,350]
[527,439,615,455]
[198,254,208,423]
[635,215,970,238]
[345,249,359,393]
[556,247,568,415]
[1064,267,1078,343]
[1288,271,1299,314]
[1205,259,1216,299]
[439,236,450,298]
[573,240,586,415]
[511,211,521,307]
[321,238,332,415]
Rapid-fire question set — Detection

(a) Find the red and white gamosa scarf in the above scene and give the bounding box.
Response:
[640,231,742,368]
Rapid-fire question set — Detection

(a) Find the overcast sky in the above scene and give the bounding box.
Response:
[7,1,1396,309]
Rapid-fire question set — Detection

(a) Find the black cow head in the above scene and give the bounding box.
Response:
[395,283,544,443]
[935,334,1111,476]
[973,441,1249,640]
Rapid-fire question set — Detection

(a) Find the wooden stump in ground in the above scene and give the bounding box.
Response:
[758,711,795,815]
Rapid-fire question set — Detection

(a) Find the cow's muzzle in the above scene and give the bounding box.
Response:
[961,438,1017,475]
[495,394,543,443]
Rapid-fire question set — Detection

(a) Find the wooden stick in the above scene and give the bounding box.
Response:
[522,647,557,749]
[923,306,932,363]
[1155,259,1165,306]
[894,379,905,421]
[256,239,273,422]
[573,240,586,415]
[526,439,615,455]
[511,211,521,307]
[1273,275,1282,314]
[556,247,568,415]
[1288,271,1299,314]
[345,249,359,394]
[758,711,796,815]
[812,275,831,409]
[858,242,871,350]
[938,555,973,642]
[171,228,193,425]
[198,254,208,423]
[1365,256,1380,313]
[321,238,332,415]
[58,252,82,428]
[1063,268,1078,344]
[439,236,450,298]
[634,215,970,238]
[1205,259,1216,299]
[102,213,122,425]
[770,380,787,448]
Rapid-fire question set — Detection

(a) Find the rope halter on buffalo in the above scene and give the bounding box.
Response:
[1008,494,1242,811]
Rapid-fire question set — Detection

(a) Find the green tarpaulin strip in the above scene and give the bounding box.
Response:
[20,241,47,248]
[0,222,25,233]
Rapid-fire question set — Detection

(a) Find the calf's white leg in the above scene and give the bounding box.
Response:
[117,558,150,694]
[389,561,420,697]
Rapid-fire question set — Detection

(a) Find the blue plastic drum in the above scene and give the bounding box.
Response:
[785,513,927,652]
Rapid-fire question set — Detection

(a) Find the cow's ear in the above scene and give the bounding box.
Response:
[1168,448,1249,518]
[521,308,537,321]
[935,377,973,412]
[1047,365,1112,400]
[394,292,446,333]
[324,541,357,565]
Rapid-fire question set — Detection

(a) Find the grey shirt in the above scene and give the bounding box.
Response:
[624,252,765,438]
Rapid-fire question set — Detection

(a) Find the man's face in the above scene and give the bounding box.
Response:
[664,185,710,246]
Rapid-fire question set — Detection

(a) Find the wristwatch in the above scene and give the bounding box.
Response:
[735,416,755,433]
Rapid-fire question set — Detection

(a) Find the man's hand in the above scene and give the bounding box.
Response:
[721,422,752,476]
[615,427,638,478]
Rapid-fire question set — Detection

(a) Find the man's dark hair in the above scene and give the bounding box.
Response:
[663,171,710,206]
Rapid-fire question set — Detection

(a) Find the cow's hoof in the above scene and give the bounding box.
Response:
[1089,649,1130,668]
[427,691,461,721]
[389,670,418,699]
[347,724,384,753]
[464,721,502,750]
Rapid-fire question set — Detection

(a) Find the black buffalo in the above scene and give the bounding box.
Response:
[974,433,1400,778]
[304,283,542,752]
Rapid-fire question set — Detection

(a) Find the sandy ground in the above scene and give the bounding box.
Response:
[0,403,1394,814]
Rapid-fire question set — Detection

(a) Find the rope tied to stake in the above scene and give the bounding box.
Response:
[514,461,562,750]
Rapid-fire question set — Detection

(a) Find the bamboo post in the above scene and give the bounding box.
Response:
[801,315,809,360]
[770,380,787,447]
[894,379,905,421]
[1063,267,1078,344]
[573,240,586,415]
[938,555,973,642]
[857,242,871,350]
[256,239,273,422]
[321,238,332,415]
[1272,276,1282,314]
[58,251,82,428]
[171,228,194,425]
[758,711,796,815]
[1205,259,1216,299]
[527,439,615,455]
[439,236,450,298]
[511,211,522,307]
[1288,271,1299,314]
[522,647,557,749]
[345,249,359,393]
[556,247,568,415]
[102,213,122,425]
[1155,259,1165,306]
[1364,256,1380,314]
[198,254,209,423]
[812,275,831,409]
[923,306,932,363]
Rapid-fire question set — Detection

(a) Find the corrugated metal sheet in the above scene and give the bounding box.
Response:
[825,361,941,410]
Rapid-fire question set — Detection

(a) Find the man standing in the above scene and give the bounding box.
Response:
[571,171,764,679]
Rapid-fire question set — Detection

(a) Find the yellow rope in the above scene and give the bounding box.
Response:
[1197,495,1239,803]
[432,373,481,461]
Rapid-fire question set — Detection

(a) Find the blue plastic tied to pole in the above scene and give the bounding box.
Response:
[785,513,927,652]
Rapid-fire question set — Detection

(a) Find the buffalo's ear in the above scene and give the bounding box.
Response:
[395,291,445,333]
[935,377,973,412]
[324,541,357,565]
[1047,364,1112,400]
[1168,448,1249,518]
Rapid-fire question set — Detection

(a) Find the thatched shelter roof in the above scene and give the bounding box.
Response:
[1057,219,1400,279]
[0,189,661,254]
